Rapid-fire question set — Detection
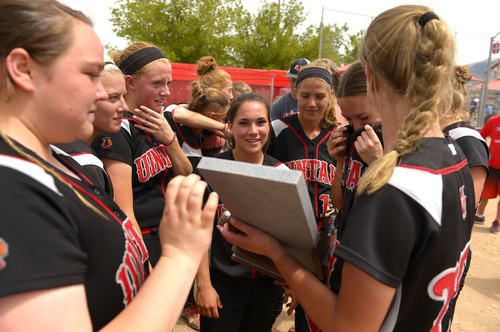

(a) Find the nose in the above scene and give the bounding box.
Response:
[96,80,108,102]
[118,95,129,113]
[160,84,171,97]
[353,119,364,131]
[248,123,258,134]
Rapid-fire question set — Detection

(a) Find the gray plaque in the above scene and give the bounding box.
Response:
[197,157,322,278]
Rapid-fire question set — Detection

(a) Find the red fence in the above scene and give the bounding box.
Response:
[167,62,352,105]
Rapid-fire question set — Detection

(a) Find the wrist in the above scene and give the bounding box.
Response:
[164,132,177,146]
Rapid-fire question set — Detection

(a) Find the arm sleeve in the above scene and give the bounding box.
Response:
[92,126,134,166]
[0,168,86,297]
[334,186,420,288]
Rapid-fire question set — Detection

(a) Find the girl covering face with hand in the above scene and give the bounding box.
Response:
[219,5,475,332]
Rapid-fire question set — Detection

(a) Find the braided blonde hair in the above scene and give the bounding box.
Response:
[357,5,456,195]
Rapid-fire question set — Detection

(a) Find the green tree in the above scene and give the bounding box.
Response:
[110,0,246,65]
[298,24,364,67]
[339,29,364,65]
[232,0,306,69]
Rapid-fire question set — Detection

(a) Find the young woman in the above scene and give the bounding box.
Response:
[440,65,489,322]
[267,60,340,332]
[196,93,287,332]
[219,5,475,332]
[441,65,489,209]
[168,56,234,158]
[92,42,192,266]
[165,81,229,169]
[53,58,128,196]
[0,1,217,331]
[269,60,340,232]
[327,61,383,230]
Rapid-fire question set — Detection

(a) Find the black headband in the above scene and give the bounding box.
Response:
[296,67,333,87]
[418,12,439,28]
[119,47,166,75]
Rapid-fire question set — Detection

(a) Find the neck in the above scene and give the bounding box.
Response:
[232,148,264,165]
[298,114,322,139]
[125,96,139,114]
[85,128,100,146]
[0,99,54,162]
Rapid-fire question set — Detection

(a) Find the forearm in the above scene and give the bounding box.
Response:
[102,255,201,332]
[173,106,225,132]
[196,252,212,289]
[269,246,339,331]
[331,161,344,209]
[165,141,193,176]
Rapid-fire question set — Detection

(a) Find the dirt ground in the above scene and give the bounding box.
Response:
[175,198,500,332]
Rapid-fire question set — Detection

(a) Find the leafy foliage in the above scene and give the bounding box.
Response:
[110,0,364,68]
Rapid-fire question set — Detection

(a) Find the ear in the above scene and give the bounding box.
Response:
[227,122,233,133]
[5,48,35,93]
[364,65,376,94]
[206,112,216,119]
[125,75,135,90]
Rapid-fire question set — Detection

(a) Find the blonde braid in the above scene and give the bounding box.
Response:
[0,132,109,220]
[357,5,456,196]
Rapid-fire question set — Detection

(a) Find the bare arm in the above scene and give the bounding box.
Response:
[218,219,395,332]
[195,252,222,318]
[470,165,488,208]
[133,106,192,176]
[172,105,229,139]
[102,157,141,235]
[0,175,218,332]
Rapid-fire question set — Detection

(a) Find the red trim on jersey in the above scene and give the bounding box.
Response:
[313,126,337,220]
[62,176,124,225]
[124,116,157,147]
[58,155,95,185]
[281,120,309,159]
[171,109,201,150]
[141,227,152,234]
[398,158,468,175]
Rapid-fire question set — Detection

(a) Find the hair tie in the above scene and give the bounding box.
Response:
[104,61,115,66]
[418,12,439,28]
[119,47,166,75]
[296,67,333,88]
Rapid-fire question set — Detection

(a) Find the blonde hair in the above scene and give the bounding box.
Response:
[298,60,339,128]
[113,42,170,82]
[232,81,252,97]
[188,81,229,117]
[450,65,472,122]
[0,0,92,100]
[357,5,456,196]
[196,56,232,90]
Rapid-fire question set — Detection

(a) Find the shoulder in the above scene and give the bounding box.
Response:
[214,150,234,160]
[262,153,286,168]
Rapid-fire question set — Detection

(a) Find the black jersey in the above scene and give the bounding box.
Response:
[92,112,174,229]
[164,107,204,169]
[269,114,337,231]
[334,125,383,234]
[0,138,148,330]
[210,150,287,279]
[325,137,474,332]
[53,140,114,197]
[443,121,489,170]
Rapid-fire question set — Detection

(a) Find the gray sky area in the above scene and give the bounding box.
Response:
[62,0,500,65]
